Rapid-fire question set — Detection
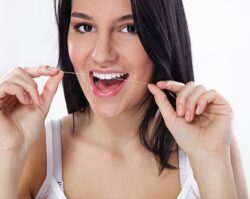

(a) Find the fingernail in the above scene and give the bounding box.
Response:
[185,110,191,121]
[165,81,171,88]
[195,105,202,115]
[48,66,59,71]
[148,85,156,96]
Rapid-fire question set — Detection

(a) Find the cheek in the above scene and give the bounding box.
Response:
[126,42,154,80]
[67,37,91,93]
[67,35,90,70]
[68,39,79,67]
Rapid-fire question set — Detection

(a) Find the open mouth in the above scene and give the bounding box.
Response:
[90,71,129,96]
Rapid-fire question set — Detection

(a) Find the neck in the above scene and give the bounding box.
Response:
[75,104,153,152]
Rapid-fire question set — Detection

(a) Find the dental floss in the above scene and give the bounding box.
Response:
[61,70,148,86]
[61,70,176,98]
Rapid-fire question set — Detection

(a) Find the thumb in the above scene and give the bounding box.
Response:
[148,83,177,131]
[40,70,64,116]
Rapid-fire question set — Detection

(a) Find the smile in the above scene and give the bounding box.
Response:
[89,70,129,98]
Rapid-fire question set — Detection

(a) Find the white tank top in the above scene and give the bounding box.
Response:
[35,119,200,199]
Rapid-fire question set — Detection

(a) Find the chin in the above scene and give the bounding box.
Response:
[91,104,126,119]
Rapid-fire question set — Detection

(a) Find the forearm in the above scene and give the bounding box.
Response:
[0,149,27,199]
[189,151,238,199]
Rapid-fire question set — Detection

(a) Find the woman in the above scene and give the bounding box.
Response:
[0,0,248,198]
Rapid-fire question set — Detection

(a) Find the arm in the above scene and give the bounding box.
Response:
[0,66,63,198]
[17,129,47,199]
[189,134,248,199]
[0,149,29,199]
[230,134,248,198]
[189,149,238,199]
[148,81,245,199]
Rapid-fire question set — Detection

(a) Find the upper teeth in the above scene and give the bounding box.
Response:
[93,72,127,80]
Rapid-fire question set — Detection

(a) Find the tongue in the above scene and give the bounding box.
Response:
[98,79,123,92]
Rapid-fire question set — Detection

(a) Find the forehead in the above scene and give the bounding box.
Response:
[71,0,132,16]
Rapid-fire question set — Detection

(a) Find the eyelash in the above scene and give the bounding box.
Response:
[73,23,137,35]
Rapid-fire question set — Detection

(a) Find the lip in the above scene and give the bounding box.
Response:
[90,69,128,75]
[89,72,128,98]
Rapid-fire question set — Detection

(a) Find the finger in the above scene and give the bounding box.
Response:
[185,85,207,121]
[157,80,185,94]
[0,82,28,105]
[23,65,59,78]
[40,71,64,115]
[195,89,219,115]
[148,83,177,130]
[23,92,32,104]
[174,81,196,118]
[9,75,41,106]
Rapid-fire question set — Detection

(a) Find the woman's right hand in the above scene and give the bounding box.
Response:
[0,66,64,152]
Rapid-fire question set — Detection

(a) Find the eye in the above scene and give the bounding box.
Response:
[121,24,137,35]
[73,23,95,33]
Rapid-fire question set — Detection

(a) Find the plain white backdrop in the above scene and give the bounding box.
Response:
[0,0,249,194]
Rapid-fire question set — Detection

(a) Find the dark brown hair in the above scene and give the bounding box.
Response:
[54,0,194,174]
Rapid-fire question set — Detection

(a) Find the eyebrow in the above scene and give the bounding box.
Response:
[71,12,133,23]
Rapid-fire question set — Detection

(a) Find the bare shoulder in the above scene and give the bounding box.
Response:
[60,114,74,139]
[230,134,249,198]
[17,115,73,199]
[17,124,47,199]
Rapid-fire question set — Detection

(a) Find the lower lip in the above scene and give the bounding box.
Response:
[89,73,127,98]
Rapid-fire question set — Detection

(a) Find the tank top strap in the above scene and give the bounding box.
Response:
[185,155,200,197]
[177,147,201,198]
[44,120,54,177]
[51,119,64,191]
[178,146,188,188]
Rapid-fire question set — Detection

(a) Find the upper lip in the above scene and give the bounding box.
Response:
[90,69,128,74]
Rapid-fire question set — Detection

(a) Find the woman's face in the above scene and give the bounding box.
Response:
[68,0,154,118]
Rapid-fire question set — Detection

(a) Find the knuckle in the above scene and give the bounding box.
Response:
[209,89,217,95]
[40,65,49,71]
[178,81,185,87]
[12,73,21,80]
[0,81,9,90]
[23,66,29,71]
[26,84,36,92]
[38,65,49,74]
[37,66,43,73]
[186,81,195,87]
[196,85,206,91]
[14,66,23,73]
[4,80,12,87]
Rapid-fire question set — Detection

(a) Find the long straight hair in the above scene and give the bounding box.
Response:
[54,0,194,174]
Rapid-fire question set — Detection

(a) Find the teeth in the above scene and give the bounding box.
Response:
[100,74,105,79]
[93,72,127,80]
[105,74,112,79]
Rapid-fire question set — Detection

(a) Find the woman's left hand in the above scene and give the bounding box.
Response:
[148,81,233,159]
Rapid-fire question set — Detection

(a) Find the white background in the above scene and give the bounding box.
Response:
[0,0,249,194]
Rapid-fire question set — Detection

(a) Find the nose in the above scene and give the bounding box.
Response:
[91,34,118,66]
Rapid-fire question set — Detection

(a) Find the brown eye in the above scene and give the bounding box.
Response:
[121,24,137,34]
[74,23,95,33]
